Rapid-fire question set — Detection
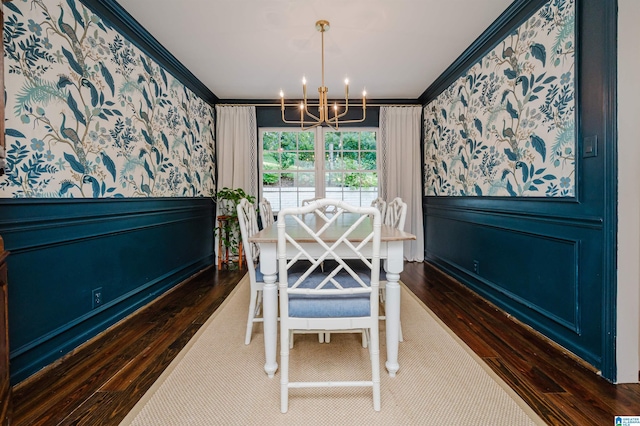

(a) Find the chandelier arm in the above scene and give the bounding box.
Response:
[300,121,324,131]
[329,109,367,125]
[303,109,321,122]
[280,114,325,126]
[332,103,351,121]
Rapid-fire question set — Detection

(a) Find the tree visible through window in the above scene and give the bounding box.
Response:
[260,128,378,212]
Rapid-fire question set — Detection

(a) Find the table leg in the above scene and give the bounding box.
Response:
[261,245,278,378]
[384,271,401,377]
[384,240,403,377]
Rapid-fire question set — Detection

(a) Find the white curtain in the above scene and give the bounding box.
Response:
[215,105,258,198]
[215,106,257,265]
[379,106,424,262]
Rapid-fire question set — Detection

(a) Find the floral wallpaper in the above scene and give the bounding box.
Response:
[1,0,216,198]
[424,0,575,197]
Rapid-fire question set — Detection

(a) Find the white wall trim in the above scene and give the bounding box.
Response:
[616,0,640,384]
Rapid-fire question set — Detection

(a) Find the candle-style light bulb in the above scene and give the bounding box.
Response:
[302,77,307,86]
[344,78,349,86]
[299,102,304,127]
[280,90,284,98]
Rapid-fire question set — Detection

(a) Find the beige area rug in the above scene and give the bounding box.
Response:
[120,274,545,426]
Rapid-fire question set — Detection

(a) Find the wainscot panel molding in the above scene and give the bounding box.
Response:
[0,198,215,384]
[425,203,605,368]
[421,0,617,380]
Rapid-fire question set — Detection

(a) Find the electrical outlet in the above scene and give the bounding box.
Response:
[472,260,480,274]
[92,288,102,309]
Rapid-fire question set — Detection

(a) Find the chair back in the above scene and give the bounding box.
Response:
[300,197,321,206]
[277,198,383,412]
[259,198,274,229]
[385,197,407,231]
[301,196,336,214]
[370,197,387,220]
[237,198,260,284]
[277,198,382,321]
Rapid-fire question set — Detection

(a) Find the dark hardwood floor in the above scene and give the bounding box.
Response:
[10,262,640,425]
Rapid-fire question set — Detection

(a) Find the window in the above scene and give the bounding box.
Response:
[260,128,378,212]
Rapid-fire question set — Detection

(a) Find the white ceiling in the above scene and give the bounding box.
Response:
[114,0,515,101]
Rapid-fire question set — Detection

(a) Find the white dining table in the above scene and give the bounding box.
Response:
[249,212,416,378]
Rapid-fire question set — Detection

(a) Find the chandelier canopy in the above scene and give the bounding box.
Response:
[279,20,366,130]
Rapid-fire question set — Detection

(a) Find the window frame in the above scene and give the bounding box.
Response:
[259,126,379,212]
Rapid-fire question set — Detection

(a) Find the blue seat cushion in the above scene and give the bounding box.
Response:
[255,260,312,282]
[287,270,371,318]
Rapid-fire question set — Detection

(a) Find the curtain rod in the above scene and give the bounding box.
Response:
[215,103,421,107]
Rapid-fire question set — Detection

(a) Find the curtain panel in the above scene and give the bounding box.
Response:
[215,106,258,198]
[379,106,424,262]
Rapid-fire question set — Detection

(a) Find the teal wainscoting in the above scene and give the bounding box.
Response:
[424,199,605,369]
[0,198,215,384]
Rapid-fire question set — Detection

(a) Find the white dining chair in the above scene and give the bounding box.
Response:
[370,197,387,221]
[237,198,266,345]
[259,197,274,229]
[384,197,407,230]
[239,198,325,346]
[277,198,382,412]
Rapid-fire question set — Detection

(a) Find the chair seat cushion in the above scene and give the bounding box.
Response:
[286,270,371,318]
[256,261,311,282]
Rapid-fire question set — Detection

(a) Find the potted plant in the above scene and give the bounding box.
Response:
[214,187,256,268]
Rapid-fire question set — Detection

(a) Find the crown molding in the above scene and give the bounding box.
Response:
[418,0,548,104]
[80,0,219,105]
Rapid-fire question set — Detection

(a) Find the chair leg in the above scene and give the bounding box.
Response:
[245,288,259,345]
[256,290,263,316]
[369,325,381,411]
[281,327,290,413]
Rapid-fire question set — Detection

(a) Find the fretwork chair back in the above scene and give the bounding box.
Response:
[384,197,407,231]
[259,197,274,229]
[301,196,337,214]
[370,197,387,221]
[277,198,382,412]
[237,198,266,345]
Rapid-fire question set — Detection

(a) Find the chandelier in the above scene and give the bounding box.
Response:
[279,20,366,130]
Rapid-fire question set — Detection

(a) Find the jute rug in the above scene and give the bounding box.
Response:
[120,274,545,425]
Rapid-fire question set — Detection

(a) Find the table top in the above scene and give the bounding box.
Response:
[249,212,416,244]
